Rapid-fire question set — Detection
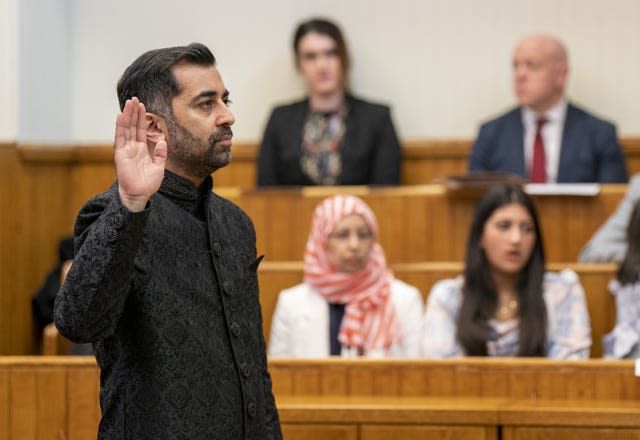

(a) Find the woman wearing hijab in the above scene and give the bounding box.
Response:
[268,195,422,357]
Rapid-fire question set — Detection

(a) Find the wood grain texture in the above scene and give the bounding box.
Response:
[220,185,627,263]
[361,425,498,440]
[1,357,639,439]
[281,424,358,440]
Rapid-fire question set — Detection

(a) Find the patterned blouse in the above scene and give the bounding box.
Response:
[422,269,592,359]
[603,280,640,359]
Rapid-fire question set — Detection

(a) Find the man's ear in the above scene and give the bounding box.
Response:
[146,113,167,145]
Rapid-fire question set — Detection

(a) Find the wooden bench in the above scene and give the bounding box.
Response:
[270,358,640,440]
[1,357,639,440]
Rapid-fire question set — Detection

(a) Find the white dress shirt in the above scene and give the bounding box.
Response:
[522,99,568,183]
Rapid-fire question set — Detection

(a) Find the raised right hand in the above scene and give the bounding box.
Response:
[114,97,168,212]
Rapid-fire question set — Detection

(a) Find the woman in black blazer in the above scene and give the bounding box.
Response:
[257,18,401,186]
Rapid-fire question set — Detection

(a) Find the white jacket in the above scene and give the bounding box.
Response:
[268,279,423,358]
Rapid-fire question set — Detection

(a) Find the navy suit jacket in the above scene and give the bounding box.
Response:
[257,94,401,186]
[469,103,628,183]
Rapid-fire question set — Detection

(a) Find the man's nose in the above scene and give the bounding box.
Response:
[217,105,235,126]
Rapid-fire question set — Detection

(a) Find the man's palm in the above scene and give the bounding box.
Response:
[114,98,167,212]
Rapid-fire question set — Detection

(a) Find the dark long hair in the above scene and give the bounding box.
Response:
[456,184,547,356]
[616,199,640,284]
[293,18,350,78]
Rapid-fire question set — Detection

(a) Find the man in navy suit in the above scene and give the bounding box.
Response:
[469,34,627,183]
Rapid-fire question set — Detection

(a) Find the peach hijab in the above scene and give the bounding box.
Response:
[303,195,401,352]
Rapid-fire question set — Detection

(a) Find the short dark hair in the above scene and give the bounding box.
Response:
[617,199,640,284]
[457,183,547,356]
[116,43,216,116]
[293,18,350,74]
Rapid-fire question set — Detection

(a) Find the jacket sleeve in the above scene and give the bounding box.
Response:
[261,331,282,439]
[469,123,492,172]
[54,189,150,343]
[258,297,282,439]
[578,173,640,262]
[546,270,592,359]
[369,106,402,185]
[395,283,424,357]
[257,109,281,186]
[596,123,628,183]
[267,291,292,357]
[422,279,464,358]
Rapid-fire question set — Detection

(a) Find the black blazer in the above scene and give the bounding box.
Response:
[469,103,628,183]
[257,94,401,186]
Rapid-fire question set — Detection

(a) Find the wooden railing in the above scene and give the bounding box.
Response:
[1,357,639,440]
[215,184,627,262]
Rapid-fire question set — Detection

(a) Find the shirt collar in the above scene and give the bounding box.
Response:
[521,98,568,126]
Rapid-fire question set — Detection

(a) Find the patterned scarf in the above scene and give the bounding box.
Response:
[300,105,347,185]
[303,195,401,352]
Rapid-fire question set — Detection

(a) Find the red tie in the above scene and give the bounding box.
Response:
[531,118,548,183]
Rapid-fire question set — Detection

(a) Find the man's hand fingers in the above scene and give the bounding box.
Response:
[115,99,133,149]
[129,98,139,141]
[136,101,147,143]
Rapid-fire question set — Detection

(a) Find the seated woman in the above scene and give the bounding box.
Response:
[422,184,591,358]
[257,17,401,186]
[268,195,422,357]
[603,199,640,359]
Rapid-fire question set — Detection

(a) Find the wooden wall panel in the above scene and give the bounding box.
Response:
[267,358,640,400]
[0,144,29,355]
[67,367,101,440]
[503,427,640,440]
[0,369,9,440]
[0,357,639,439]
[0,358,101,440]
[9,369,37,439]
[281,424,358,440]
[361,425,497,440]
[221,185,627,263]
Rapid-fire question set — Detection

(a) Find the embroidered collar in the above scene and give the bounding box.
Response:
[159,170,212,201]
[158,170,212,219]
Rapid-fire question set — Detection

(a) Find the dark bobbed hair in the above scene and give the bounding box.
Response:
[116,43,216,116]
[292,17,350,76]
[457,183,547,356]
[616,199,640,284]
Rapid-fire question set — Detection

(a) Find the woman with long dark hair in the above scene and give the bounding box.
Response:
[257,17,401,186]
[422,184,591,358]
[603,199,640,358]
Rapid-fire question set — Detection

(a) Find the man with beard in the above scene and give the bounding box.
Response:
[54,43,282,440]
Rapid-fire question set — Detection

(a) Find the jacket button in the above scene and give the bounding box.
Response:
[240,362,250,378]
[247,402,257,418]
[212,242,222,257]
[106,227,118,243]
[111,212,125,229]
[222,281,233,295]
[230,321,240,337]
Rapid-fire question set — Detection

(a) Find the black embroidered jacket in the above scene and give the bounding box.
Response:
[55,172,281,440]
